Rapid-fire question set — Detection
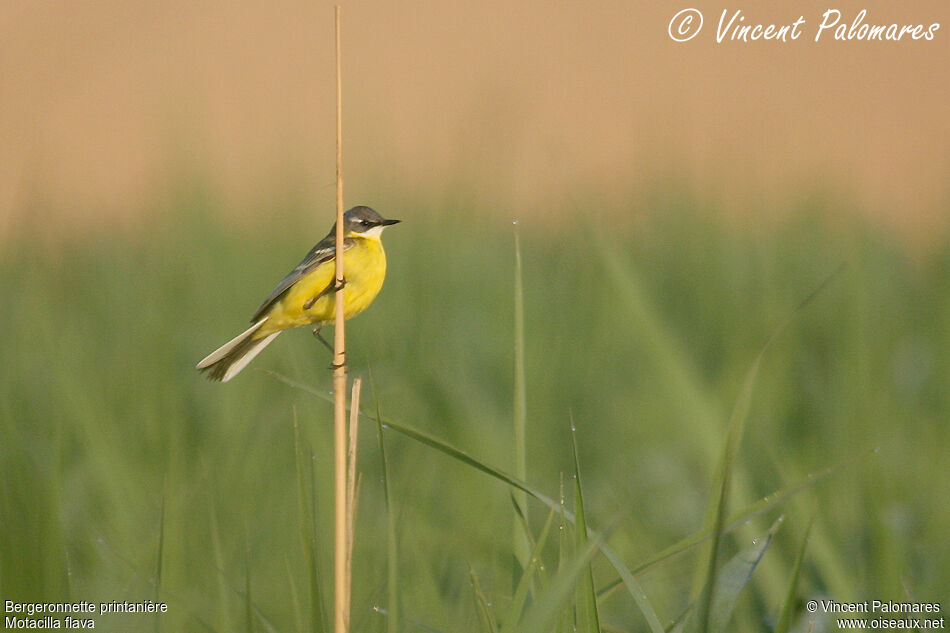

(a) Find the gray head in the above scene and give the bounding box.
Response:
[343,206,401,236]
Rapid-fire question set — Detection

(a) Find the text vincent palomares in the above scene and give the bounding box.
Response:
[669,8,941,43]
[717,8,939,42]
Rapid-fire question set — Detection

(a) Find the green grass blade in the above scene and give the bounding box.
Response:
[556,476,572,633]
[601,548,665,633]
[571,425,665,633]
[509,493,534,593]
[774,512,817,633]
[513,224,530,578]
[510,493,539,555]
[689,430,737,633]
[515,521,614,633]
[370,367,401,633]
[706,516,783,633]
[570,422,601,633]
[675,519,782,633]
[470,565,500,633]
[501,503,558,633]
[293,409,327,633]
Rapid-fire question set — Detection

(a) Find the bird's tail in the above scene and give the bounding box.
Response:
[197,319,281,382]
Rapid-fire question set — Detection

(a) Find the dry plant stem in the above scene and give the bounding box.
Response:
[332,6,349,633]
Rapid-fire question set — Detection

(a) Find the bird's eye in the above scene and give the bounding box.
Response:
[360,220,371,226]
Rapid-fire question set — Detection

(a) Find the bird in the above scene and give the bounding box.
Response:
[197,205,400,382]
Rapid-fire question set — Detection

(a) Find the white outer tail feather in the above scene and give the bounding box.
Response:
[197,318,281,382]
[197,319,267,367]
[219,331,280,381]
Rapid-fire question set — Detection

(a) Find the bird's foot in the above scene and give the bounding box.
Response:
[312,326,334,352]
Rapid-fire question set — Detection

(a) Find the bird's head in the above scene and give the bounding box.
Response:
[343,206,400,239]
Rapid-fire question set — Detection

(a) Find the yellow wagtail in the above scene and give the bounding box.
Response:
[197,205,400,382]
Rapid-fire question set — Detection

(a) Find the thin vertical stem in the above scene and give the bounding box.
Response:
[332,6,348,633]
[512,224,529,576]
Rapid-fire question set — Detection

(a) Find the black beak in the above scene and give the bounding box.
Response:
[381,219,401,226]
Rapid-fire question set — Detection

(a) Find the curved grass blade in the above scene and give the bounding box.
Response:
[515,521,615,633]
[706,516,783,633]
[501,503,558,633]
[509,493,537,597]
[510,493,538,555]
[470,565,500,633]
[674,518,782,633]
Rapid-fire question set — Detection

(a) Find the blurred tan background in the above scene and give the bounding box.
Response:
[1,0,948,241]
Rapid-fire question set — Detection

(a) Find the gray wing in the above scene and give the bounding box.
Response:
[250,235,356,322]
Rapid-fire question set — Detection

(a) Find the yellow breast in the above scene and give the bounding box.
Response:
[260,236,387,333]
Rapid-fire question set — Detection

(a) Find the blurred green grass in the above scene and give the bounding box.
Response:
[1,182,948,632]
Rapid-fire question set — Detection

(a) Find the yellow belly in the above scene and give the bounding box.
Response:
[258,236,387,335]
